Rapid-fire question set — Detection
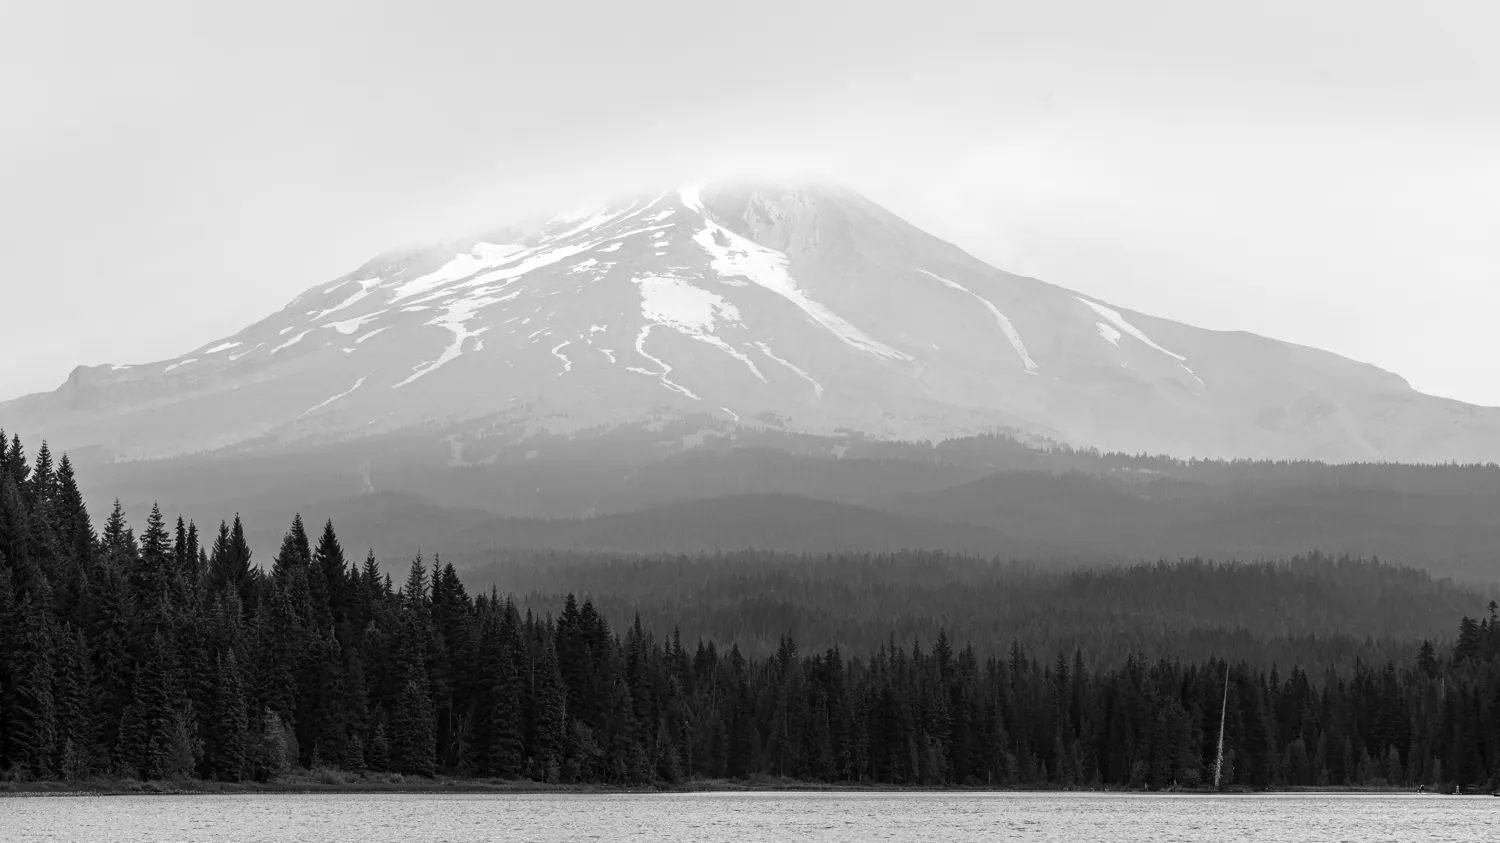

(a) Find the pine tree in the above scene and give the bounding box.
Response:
[366,719,391,772]
[0,473,33,593]
[27,442,54,510]
[402,554,429,606]
[531,633,569,782]
[1454,617,1482,662]
[99,500,135,567]
[132,504,173,603]
[85,562,135,769]
[389,670,436,776]
[206,520,234,596]
[271,515,312,614]
[4,594,59,778]
[52,625,98,779]
[488,632,524,778]
[311,520,347,631]
[254,583,300,725]
[1,433,28,483]
[209,650,250,781]
[53,456,92,558]
[227,515,256,611]
[308,627,349,769]
[119,631,192,780]
[250,710,295,782]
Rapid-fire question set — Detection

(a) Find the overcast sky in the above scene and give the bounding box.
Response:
[3,1,1497,405]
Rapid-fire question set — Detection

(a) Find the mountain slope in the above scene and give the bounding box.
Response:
[4,181,1498,463]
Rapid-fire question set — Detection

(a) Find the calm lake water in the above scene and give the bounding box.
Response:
[2,792,1496,842]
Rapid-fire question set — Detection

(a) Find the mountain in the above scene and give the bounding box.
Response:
[4,181,1498,465]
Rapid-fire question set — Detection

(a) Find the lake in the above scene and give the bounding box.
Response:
[2,792,1495,842]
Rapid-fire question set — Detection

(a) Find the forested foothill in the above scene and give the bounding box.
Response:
[68,425,1500,583]
[3,429,1500,792]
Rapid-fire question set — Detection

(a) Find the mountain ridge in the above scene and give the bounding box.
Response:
[4,180,1498,464]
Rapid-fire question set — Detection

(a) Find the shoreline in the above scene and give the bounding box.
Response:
[0,777,1439,798]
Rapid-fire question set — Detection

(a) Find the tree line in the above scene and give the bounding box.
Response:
[472,550,1477,668]
[2,430,1500,790]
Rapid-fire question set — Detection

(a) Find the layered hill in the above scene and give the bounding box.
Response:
[4,182,1497,464]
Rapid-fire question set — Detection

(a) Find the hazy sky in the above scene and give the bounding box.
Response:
[3,1,1497,404]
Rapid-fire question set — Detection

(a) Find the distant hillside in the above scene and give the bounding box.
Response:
[875,471,1500,580]
[463,550,1491,665]
[61,430,1500,581]
[444,494,1034,558]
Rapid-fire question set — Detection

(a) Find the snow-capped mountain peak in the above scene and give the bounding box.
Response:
[6,181,1498,463]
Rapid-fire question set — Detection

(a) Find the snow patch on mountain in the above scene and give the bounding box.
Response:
[271,330,311,354]
[354,327,389,345]
[312,277,384,321]
[326,312,386,336]
[551,341,573,373]
[1076,297,1186,362]
[695,335,766,383]
[631,325,699,400]
[393,293,510,388]
[453,241,596,294]
[753,342,824,398]
[684,187,910,363]
[300,374,369,417]
[635,275,740,334]
[918,270,1038,372]
[678,184,706,213]
[392,243,526,301]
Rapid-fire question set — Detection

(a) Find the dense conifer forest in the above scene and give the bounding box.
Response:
[4,430,1500,791]
[474,551,1480,668]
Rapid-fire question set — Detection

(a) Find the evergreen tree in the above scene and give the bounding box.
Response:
[254,582,301,723]
[531,632,569,782]
[4,594,58,778]
[132,504,173,603]
[118,631,191,780]
[52,625,97,780]
[389,669,436,776]
[488,631,524,778]
[210,650,250,781]
[311,519,347,631]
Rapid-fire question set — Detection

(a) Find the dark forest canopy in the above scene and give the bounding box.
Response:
[3,431,1500,791]
[864,430,1500,492]
[471,550,1484,668]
